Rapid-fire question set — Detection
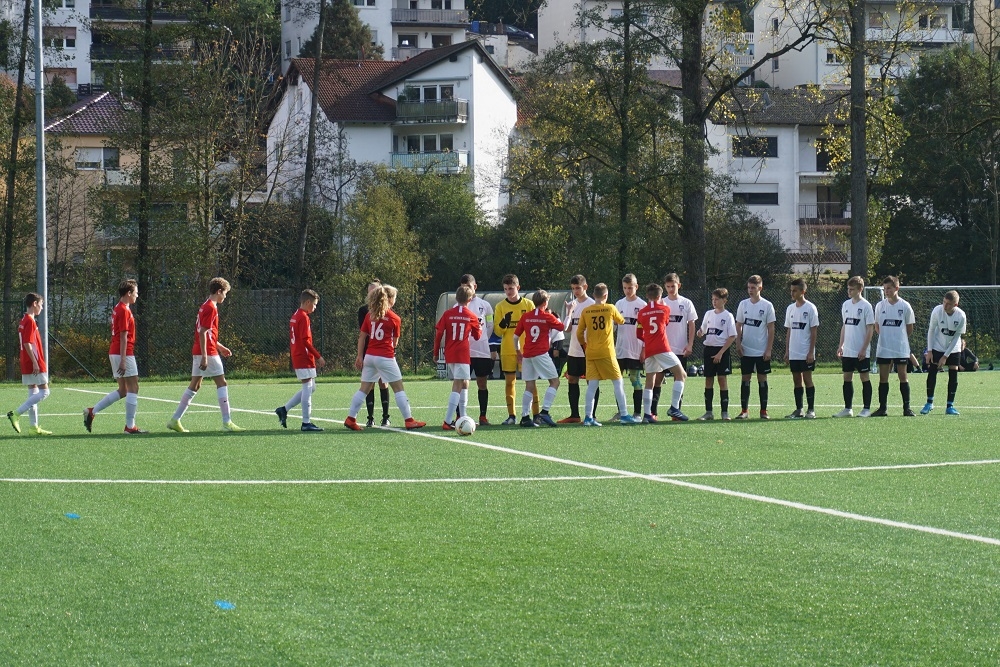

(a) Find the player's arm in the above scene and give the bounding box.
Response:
[861,323,874,361]
[613,309,625,326]
[471,314,482,341]
[925,310,938,362]
[198,325,210,368]
[117,325,128,374]
[695,317,705,339]
[24,341,40,374]
[483,303,494,340]
[433,317,445,359]
[301,320,324,368]
[685,319,695,356]
[734,312,743,355]
[807,323,818,363]
[548,312,565,331]
[783,325,791,363]
[837,319,846,359]
[764,321,775,361]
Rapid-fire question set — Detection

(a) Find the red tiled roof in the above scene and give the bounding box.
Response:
[45,92,126,135]
[289,58,399,123]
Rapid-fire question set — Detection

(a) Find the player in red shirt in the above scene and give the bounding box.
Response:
[636,283,688,422]
[512,290,565,427]
[433,285,482,430]
[7,292,51,434]
[276,289,326,432]
[83,280,147,434]
[168,277,243,432]
[344,284,425,431]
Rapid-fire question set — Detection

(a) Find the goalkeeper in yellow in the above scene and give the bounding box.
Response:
[576,283,639,426]
[494,274,538,425]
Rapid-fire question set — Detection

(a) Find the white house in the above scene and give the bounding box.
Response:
[267,40,518,218]
[280,0,471,71]
[707,87,851,271]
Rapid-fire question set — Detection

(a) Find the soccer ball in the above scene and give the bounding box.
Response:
[454,415,477,436]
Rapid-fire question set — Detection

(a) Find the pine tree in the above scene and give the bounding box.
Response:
[299,0,384,60]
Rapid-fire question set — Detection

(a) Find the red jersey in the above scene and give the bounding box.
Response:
[637,301,672,356]
[289,308,320,369]
[18,313,45,375]
[514,308,565,358]
[192,298,219,356]
[433,305,482,364]
[361,309,401,358]
[110,301,135,356]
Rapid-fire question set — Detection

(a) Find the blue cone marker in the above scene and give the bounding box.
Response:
[215,600,235,611]
[65,513,80,519]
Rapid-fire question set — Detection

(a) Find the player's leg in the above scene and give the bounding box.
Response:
[501,354,518,424]
[629,366,643,418]
[444,377,463,427]
[278,378,307,428]
[787,366,804,418]
[757,365,770,419]
[802,370,815,417]
[123,375,141,431]
[584,379,601,425]
[213,374,242,430]
[946,356,960,414]
[837,365,855,417]
[379,380,391,425]
[365,387,376,426]
[171,370,204,426]
[923,351,941,414]
[873,362,891,416]
[667,363,688,420]
[387,375,424,429]
[560,356,585,423]
[739,363,752,418]
[701,374,715,420]
[897,363,912,415]
[474,366,490,424]
[346,378,376,430]
[859,369,872,415]
[299,375,319,430]
[718,373,730,421]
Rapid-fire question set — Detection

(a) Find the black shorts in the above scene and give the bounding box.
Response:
[841,357,871,374]
[550,341,567,359]
[930,350,961,368]
[789,359,816,373]
[740,356,771,375]
[470,357,494,378]
[566,355,587,378]
[618,357,643,371]
[876,357,909,366]
[704,346,732,377]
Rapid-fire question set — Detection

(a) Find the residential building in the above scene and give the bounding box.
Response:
[267,40,518,217]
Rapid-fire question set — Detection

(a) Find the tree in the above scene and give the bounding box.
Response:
[299,0,384,60]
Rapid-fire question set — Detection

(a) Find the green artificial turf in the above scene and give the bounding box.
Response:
[0,370,998,664]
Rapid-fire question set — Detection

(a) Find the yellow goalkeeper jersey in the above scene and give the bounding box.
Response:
[494,296,534,357]
[576,303,624,359]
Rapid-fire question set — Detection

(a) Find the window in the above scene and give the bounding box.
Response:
[826,49,842,64]
[423,135,437,152]
[869,12,884,29]
[285,40,291,58]
[43,27,76,49]
[485,45,494,54]
[919,14,946,29]
[815,138,832,171]
[75,147,119,170]
[733,136,778,158]
[431,34,452,47]
[441,85,454,100]
[771,18,779,33]
[398,34,418,47]
[284,3,291,20]
[610,8,623,18]
[771,56,779,72]
[423,86,438,101]
[440,134,453,151]
[432,0,442,7]
[353,0,375,6]
[733,192,779,205]
[62,0,75,7]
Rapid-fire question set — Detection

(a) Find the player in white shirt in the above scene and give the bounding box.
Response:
[873,276,916,416]
[559,275,596,423]
[656,272,697,417]
[460,275,495,425]
[695,288,738,420]
[834,276,876,418]
[613,273,647,420]
[921,290,968,415]
[734,274,776,420]
[783,278,820,419]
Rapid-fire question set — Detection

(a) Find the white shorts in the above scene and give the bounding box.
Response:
[447,362,471,381]
[361,355,402,384]
[22,372,48,386]
[644,351,682,374]
[110,354,138,378]
[295,367,317,380]
[522,354,558,382]
[191,355,225,378]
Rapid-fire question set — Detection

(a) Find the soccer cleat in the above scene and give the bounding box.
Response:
[870,407,888,417]
[582,417,602,427]
[404,418,426,430]
[946,405,960,416]
[166,419,189,433]
[805,410,817,419]
[641,414,657,424]
[275,406,288,428]
[920,402,934,415]
[223,421,244,432]
[124,425,148,434]
[735,411,750,420]
[619,414,639,425]
[608,413,621,423]
[785,409,803,420]
[28,425,52,435]
[479,415,490,426]
[380,416,391,427]
[759,410,770,420]
[83,407,95,432]
[632,413,642,421]
[520,415,539,428]
[697,412,714,421]
[858,408,872,418]
[301,422,324,432]
[833,408,854,418]
[667,407,689,422]
[365,417,375,428]
[442,421,455,431]
[720,412,731,422]
[537,413,557,427]
[344,416,363,431]
[501,415,517,426]
[903,409,916,417]
[557,416,582,424]
[7,411,20,433]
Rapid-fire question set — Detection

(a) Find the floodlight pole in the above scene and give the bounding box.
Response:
[33,0,48,364]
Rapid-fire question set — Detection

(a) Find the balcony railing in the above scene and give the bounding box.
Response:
[91,44,190,61]
[90,6,189,21]
[391,150,468,173]
[396,99,468,123]
[104,170,133,187]
[392,46,432,60]
[799,202,850,226]
[391,8,469,23]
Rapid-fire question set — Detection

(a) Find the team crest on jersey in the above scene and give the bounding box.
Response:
[759,309,764,316]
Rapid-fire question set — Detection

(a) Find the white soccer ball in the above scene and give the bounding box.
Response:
[454,415,477,436]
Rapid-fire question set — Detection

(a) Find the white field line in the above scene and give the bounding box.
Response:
[0,474,625,485]
[657,459,1000,478]
[56,389,1000,546]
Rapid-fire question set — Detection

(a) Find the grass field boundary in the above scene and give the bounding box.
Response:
[0,474,626,485]
[656,459,1000,478]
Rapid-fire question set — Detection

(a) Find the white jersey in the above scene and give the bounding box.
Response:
[467,295,494,359]
[735,297,776,357]
[784,300,819,360]
[874,297,915,359]
[840,297,875,359]
[664,295,697,356]
[564,296,595,357]
[927,304,967,355]
[614,296,647,360]
[699,309,737,348]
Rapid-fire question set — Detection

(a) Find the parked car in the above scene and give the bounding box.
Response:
[505,25,535,41]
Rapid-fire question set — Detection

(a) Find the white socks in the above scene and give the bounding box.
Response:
[394,391,412,420]
[643,388,653,416]
[217,386,231,423]
[446,391,460,423]
[612,379,627,416]
[125,393,138,428]
[585,380,599,419]
[301,380,314,423]
[349,390,367,418]
[459,388,468,418]
[173,388,196,421]
[94,389,122,414]
[18,387,48,426]
[285,390,302,411]
[672,380,685,410]
[543,386,557,412]
[521,390,533,417]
